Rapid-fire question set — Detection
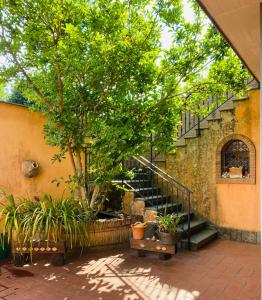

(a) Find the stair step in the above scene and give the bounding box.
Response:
[231,95,249,101]
[134,187,161,197]
[174,211,194,223]
[137,194,171,205]
[182,228,218,251]
[113,179,152,188]
[177,219,206,237]
[174,138,186,147]
[199,119,209,130]
[184,130,197,139]
[145,202,182,214]
[219,99,234,111]
[118,173,150,181]
[206,110,221,121]
[153,154,166,162]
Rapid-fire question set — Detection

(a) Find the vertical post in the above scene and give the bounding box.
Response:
[150,134,154,204]
[150,133,153,163]
[197,115,201,137]
[187,191,191,251]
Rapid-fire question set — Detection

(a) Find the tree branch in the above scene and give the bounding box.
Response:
[5,43,55,112]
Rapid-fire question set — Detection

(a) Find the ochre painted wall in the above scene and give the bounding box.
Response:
[0,102,72,199]
[166,89,260,232]
[215,90,260,232]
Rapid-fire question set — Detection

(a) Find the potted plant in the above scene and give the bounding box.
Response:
[131,222,147,240]
[0,191,93,265]
[157,212,181,245]
[19,194,93,249]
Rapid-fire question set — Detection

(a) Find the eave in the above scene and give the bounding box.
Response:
[197,0,261,82]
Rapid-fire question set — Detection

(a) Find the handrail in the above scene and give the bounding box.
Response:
[177,78,258,139]
[121,156,192,250]
[135,155,193,193]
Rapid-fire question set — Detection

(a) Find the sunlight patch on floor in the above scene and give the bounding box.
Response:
[76,254,200,300]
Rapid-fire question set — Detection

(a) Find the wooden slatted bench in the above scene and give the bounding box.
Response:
[12,240,66,266]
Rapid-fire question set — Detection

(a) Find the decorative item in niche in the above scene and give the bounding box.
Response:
[229,167,243,179]
[221,140,250,179]
[21,160,40,178]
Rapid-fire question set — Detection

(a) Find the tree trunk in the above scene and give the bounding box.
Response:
[75,151,87,203]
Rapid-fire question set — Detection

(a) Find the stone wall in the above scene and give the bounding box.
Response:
[164,89,260,233]
[216,226,260,244]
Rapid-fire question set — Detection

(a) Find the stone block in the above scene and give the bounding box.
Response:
[230,229,242,242]
[242,231,257,244]
[219,227,230,240]
[133,199,145,216]
[256,232,261,244]
[144,209,158,222]
[122,191,134,215]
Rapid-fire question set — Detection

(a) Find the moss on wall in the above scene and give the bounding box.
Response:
[165,89,260,232]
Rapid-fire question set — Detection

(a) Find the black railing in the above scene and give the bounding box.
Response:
[177,78,258,139]
[122,155,192,249]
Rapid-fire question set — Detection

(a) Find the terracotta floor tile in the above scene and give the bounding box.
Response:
[0,239,260,300]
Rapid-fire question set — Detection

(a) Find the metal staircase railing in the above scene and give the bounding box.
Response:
[177,78,258,139]
[122,155,193,249]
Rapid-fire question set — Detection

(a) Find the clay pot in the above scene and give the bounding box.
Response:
[21,160,39,178]
[131,223,146,240]
[159,231,176,245]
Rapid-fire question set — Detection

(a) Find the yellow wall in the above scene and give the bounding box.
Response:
[215,90,260,231]
[166,89,260,232]
[0,89,260,232]
[0,102,71,199]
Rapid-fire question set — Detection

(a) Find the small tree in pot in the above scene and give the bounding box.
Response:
[157,212,181,245]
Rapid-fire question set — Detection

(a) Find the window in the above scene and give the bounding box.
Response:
[216,134,255,184]
[221,140,249,178]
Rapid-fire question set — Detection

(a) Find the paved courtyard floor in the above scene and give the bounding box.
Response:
[0,239,260,300]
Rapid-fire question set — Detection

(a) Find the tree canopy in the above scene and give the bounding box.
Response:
[0,0,250,208]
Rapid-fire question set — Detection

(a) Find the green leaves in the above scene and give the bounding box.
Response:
[157,211,181,233]
[0,192,93,251]
[0,0,251,204]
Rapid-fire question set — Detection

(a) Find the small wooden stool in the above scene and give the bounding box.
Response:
[130,238,176,260]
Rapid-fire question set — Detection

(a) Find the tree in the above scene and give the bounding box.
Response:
[0,0,250,210]
[8,88,31,106]
[0,82,8,100]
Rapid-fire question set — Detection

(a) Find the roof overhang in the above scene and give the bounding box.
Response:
[197,0,261,82]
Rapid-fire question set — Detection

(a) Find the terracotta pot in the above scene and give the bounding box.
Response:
[159,231,176,245]
[131,224,145,240]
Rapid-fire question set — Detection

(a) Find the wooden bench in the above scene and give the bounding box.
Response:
[130,238,176,260]
[12,240,66,266]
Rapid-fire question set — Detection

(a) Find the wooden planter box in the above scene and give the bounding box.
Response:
[11,216,141,266]
[87,218,134,247]
[12,240,66,266]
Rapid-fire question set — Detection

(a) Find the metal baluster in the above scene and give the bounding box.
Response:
[161,177,164,209]
[170,184,174,215]
[197,115,201,137]
[187,191,191,250]
[156,172,159,211]
[176,187,179,215]
[188,110,191,130]
[180,113,183,136]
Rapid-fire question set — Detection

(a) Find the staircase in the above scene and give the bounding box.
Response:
[117,79,259,250]
[174,79,259,148]
[119,156,218,251]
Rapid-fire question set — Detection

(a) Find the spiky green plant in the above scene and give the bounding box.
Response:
[157,209,181,234]
[20,194,94,249]
[0,192,94,252]
[0,190,22,246]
